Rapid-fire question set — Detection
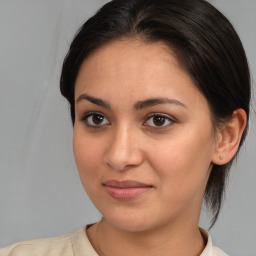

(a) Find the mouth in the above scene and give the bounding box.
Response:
[103,180,153,201]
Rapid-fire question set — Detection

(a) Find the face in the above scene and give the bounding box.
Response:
[73,40,218,233]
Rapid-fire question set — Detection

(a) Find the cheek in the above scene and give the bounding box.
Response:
[73,128,103,187]
[148,128,214,202]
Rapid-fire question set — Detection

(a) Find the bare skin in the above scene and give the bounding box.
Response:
[73,39,246,256]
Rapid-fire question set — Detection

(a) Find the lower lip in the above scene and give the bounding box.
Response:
[104,186,152,201]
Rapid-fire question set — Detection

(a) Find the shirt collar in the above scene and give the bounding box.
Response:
[72,225,215,256]
[199,227,213,256]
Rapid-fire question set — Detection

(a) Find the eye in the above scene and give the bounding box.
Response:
[81,112,110,127]
[144,114,174,128]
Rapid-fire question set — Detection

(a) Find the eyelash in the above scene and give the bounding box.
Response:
[81,112,110,128]
[144,113,175,128]
[80,112,175,129]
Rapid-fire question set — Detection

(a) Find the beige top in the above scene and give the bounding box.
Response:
[0,226,228,256]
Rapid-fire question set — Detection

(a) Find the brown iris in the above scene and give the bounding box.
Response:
[153,116,166,126]
[92,114,104,125]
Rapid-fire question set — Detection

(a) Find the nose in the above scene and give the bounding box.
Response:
[104,125,144,171]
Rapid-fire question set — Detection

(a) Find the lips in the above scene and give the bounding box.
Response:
[103,180,152,201]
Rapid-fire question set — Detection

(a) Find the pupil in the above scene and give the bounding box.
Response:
[153,116,165,126]
[93,114,104,125]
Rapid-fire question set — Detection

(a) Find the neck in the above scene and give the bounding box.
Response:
[88,218,206,256]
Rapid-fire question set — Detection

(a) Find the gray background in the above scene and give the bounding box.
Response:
[0,0,255,255]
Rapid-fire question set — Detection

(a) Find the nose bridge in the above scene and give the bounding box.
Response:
[104,122,143,171]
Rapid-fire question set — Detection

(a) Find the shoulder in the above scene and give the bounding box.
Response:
[212,246,229,256]
[0,230,75,256]
[0,225,98,256]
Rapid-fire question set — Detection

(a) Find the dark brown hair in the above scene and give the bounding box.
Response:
[60,0,251,227]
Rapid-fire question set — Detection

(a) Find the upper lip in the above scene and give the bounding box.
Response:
[103,180,152,188]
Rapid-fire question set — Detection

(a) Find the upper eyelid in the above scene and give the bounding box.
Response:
[81,111,108,119]
[81,111,174,118]
[145,112,176,121]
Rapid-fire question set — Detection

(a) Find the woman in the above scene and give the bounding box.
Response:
[0,0,250,255]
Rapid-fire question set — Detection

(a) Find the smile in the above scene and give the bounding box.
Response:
[103,180,153,201]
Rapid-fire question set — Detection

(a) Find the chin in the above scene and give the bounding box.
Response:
[101,208,166,234]
[109,218,150,233]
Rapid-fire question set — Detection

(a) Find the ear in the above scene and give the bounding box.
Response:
[212,108,247,165]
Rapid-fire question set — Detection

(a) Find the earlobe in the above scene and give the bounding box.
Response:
[212,108,247,165]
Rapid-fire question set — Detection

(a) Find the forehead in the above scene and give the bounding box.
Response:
[77,40,182,85]
[74,39,208,111]
[76,39,178,81]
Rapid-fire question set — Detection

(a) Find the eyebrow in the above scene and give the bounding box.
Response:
[134,97,186,110]
[76,94,111,109]
[76,94,186,110]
